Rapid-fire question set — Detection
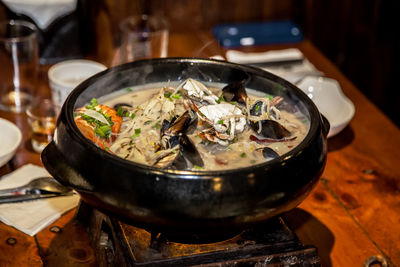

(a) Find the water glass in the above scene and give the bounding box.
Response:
[119,15,168,63]
[0,20,39,113]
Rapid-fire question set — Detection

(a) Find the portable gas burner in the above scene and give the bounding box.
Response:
[76,202,320,266]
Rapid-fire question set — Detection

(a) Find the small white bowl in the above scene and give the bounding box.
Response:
[297,76,355,138]
[48,59,106,106]
[0,118,22,167]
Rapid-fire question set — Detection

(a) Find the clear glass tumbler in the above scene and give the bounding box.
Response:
[119,15,168,63]
[0,20,39,113]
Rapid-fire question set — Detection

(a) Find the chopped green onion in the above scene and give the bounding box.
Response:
[116,106,124,116]
[126,87,133,92]
[217,95,225,104]
[86,98,98,110]
[218,119,224,125]
[172,94,181,99]
[130,113,136,119]
[193,165,203,169]
[144,120,152,125]
[80,113,94,122]
[164,92,172,98]
[240,152,246,158]
[95,125,112,138]
[131,128,141,138]
[265,94,273,100]
[90,98,98,106]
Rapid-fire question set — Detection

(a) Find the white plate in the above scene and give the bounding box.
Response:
[0,118,22,167]
[297,76,355,138]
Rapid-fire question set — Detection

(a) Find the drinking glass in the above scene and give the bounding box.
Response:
[0,20,39,113]
[26,98,59,153]
[119,15,168,63]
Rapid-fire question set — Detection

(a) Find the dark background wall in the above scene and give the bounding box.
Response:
[1,0,398,127]
[295,0,400,128]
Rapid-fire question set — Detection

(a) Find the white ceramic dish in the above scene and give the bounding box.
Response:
[297,76,355,138]
[48,59,107,106]
[0,118,22,167]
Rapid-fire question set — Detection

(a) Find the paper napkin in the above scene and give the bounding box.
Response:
[0,164,79,236]
[226,48,322,84]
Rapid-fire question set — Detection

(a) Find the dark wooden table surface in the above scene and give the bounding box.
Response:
[0,31,399,267]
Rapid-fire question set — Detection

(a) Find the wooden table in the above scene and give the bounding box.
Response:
[0,32,399,267]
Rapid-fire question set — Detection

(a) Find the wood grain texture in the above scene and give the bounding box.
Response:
[0,31,399,266]
[0,224,42,266]
[35,209,98,267]
[285,181,383,267]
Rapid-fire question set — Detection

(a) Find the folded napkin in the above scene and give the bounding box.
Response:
[0,164,79,236]
[226,48,322,84]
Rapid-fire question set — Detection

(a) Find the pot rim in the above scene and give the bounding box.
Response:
[62,57,322,178]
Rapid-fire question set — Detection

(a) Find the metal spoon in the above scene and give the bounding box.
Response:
[0,177,72,195]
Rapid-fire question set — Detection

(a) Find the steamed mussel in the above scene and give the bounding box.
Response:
[154,133,204,169]
[222,81,247,105]
[249,120,291,140]
[155,110,204,169]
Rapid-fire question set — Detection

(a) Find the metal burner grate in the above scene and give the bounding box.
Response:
[76,202,321,266]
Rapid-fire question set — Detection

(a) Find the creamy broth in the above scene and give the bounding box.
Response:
[75,79,309,171]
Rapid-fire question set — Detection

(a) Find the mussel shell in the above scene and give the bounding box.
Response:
[250,120,291,139]
[222,81,247,105]
[250,101,263,116]
[161,119,171,135]
[157,134,204,170]
[174,134,204,169]
[113,103,133,110]
[261,147,279,159]
[164,111,196,136]
[167,135,180,149]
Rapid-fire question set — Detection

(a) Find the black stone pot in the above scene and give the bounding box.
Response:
[42,58,329,234]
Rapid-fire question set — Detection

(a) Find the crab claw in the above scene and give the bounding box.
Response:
[178,78,219,104]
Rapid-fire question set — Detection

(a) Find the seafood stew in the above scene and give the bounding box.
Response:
[74,78,309,171]
[43,58,328,231]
